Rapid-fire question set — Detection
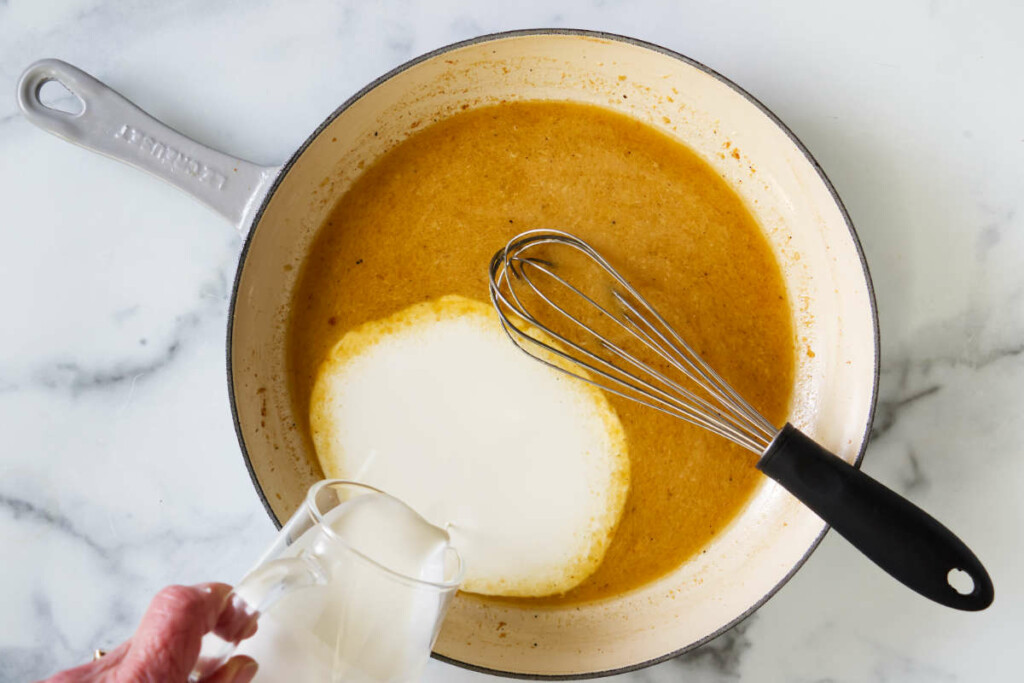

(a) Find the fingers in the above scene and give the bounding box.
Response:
[43,583,261,683]
[201,656,258,683]
[121,583,234,682]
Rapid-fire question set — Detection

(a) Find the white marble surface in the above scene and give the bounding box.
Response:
[1,1,1021,681]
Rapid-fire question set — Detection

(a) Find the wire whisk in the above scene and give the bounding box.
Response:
[488,229,775,453]
[488,229,992,612]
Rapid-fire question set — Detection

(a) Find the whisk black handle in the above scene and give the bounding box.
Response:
[757,423,993,611]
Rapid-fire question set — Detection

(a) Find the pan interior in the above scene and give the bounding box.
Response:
[230,32,876,677]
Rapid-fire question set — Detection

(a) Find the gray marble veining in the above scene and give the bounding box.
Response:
[1,1,1020,682]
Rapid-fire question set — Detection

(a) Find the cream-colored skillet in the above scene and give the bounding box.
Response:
[21,29,899,678]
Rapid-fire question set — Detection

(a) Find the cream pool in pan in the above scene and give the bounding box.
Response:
[310,295,630,597]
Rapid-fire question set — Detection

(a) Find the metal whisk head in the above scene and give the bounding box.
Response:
[488,229,778,454]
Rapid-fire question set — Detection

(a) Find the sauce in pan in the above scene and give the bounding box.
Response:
[288,101,794,605]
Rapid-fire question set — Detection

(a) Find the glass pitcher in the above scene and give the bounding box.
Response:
[190,480,464,682]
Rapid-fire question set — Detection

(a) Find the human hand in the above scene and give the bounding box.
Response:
[43,583,259,683]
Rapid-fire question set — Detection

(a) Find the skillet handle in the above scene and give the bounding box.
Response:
[757,423,994,611]
[17,59,279,230]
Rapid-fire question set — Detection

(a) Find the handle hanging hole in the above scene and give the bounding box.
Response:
[37,79,84,115]
[947,567,974,595]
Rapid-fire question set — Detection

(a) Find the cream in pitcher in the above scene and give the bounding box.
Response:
[194,482,463,683]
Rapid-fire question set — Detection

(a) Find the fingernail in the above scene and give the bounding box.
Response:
[233,660,259,683]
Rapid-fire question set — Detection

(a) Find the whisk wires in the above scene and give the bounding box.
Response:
[488,230,777,454]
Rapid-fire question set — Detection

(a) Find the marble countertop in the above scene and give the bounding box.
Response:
[1,1,1020,681]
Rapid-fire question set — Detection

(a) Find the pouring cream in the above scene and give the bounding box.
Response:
[236,490,456,682]
[310,295,630,597]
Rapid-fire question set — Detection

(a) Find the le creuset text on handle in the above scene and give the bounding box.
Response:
[17,59,279,230]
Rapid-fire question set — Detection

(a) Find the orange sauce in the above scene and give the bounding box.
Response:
[288,101,795,604]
